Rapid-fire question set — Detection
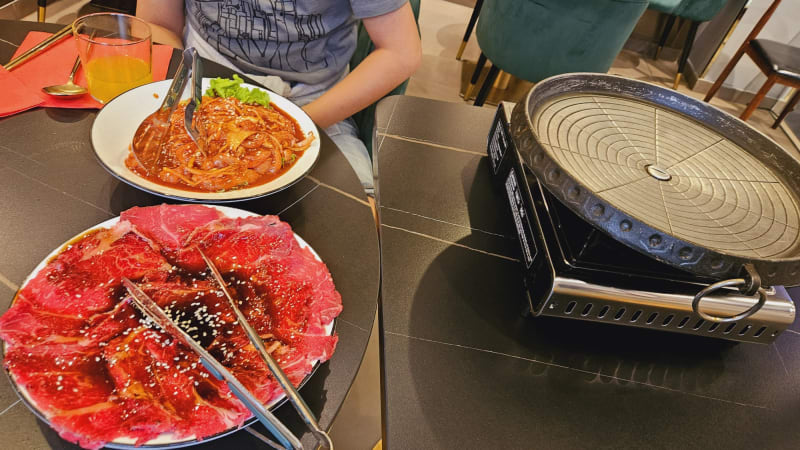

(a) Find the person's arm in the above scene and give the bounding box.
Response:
[136,0,185,49]
[302,3,422,129]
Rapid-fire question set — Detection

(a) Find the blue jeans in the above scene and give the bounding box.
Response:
[321,119,374,194]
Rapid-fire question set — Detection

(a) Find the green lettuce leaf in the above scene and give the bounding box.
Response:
[204,74,270,107]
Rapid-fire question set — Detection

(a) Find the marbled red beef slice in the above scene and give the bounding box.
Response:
[0,294,139,347]
[187,215,293,260]
[49,396,188,450]
[4,344,111,411]
[122,204,225,255]
[4,344,122,450]
[281,244,343,326]
[103,328,249,439]
[247,246,341,361]
[0,225,165,347]
[12,223,170,316]
[139,278,218,309]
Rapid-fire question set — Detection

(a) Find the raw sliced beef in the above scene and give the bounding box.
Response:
[4,344,111,411]
[13,225,170,315]
[103,327,249,439]
[122,204,225,252]
[0,295,139,348]
[184,215,294,266]
[0,204,342,449]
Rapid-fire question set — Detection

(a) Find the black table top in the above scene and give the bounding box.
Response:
[375,95,800,449]
[0,19,379,449]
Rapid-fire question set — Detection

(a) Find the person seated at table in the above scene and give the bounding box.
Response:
[136,0,422,195]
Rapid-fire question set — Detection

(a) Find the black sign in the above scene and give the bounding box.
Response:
[505,167,537,268]
[488,108,510,175]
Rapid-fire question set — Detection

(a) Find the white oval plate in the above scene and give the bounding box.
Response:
[4,205,334,448]
[92,79,321,202]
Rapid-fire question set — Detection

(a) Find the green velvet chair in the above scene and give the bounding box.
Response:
[655,0,729,89]
[468,0,648,106]
[349,0,421,158]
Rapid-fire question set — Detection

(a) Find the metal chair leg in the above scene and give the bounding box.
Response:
[654,14,676,60]
[456,0,484,60]
[492,70,512,90]
[464,52,487,101]
[741,75,777,121]
[474,64,500,107]
[37,0,46,22]
[674,20,700,90]
[772,89,800,129]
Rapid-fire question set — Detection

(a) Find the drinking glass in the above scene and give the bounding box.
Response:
[72,13,152,104]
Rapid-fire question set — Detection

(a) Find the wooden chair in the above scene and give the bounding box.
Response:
[704,0,800,127]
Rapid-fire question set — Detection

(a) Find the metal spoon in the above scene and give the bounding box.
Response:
[41,55,88,97]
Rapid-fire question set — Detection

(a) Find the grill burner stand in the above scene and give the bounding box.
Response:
[488,104,796,344]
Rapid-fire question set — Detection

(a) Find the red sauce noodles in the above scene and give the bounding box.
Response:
[128,97,314,192]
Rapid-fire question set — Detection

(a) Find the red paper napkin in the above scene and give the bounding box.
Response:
[4,31,173,111]
[0,66,44,117]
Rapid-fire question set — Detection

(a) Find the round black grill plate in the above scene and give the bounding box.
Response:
[512,74,800,286]
[534,93,800,260]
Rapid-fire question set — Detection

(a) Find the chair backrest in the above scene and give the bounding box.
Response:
[474,0,648,84]
[350,0,421,158]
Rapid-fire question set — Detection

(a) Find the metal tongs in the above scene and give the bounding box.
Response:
[132,47,204,175]
[122,247,334,450]
[182,48,204,148]
[197,249,334,450]
[123,278,303,450]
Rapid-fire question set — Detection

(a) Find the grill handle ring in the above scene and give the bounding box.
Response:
[739,263,761,296]
[692,278,767,323]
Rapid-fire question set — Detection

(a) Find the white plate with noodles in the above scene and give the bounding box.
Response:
[92,77,320,202]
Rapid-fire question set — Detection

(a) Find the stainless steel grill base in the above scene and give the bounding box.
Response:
[533,277,795,344]
[489,102,797,344]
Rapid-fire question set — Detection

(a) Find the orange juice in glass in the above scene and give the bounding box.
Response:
[73,13,152,104]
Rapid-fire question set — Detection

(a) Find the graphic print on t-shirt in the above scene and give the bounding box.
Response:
[192,0,329,72]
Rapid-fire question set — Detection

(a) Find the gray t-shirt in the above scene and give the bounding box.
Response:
[185,0,406,87]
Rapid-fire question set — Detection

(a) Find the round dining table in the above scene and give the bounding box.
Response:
[0,19,379,450]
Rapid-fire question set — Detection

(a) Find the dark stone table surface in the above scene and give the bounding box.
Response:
[374,95,800,449]
[0,19,379,449]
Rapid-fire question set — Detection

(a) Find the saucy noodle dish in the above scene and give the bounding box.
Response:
[128,96,314,192]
